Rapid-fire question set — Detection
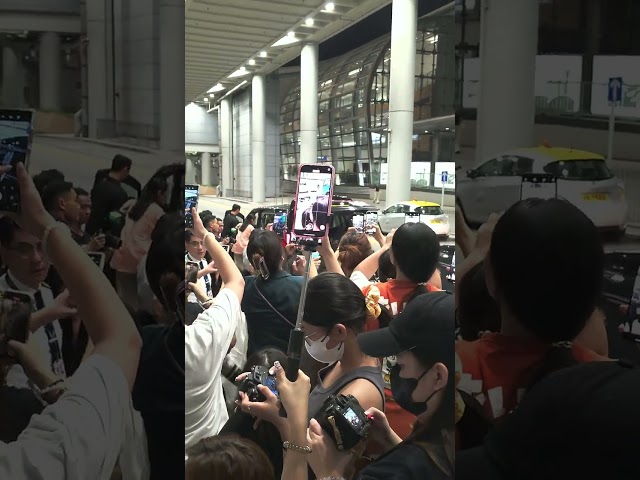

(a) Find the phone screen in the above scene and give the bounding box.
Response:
[263,375,279,396]
[621,266,640,343]
[365,212,378,234]
[405,213,420,224]
[343,407,363,428]
[273,210,288,239]
[352,214,364,234]
[87,252,106,270]
[520,174,557,201]
[293,164,334,238]
[185,184,199,228]
[0,109,33,212]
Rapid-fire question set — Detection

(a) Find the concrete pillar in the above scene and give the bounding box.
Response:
[201,152,211,186]
[476,0,539,162]
[2,47,25,108]
[252,74,266,203]
[186,157,196,185]
[300,43,318,165]
[86,0,109,138]
[39,32,61,111]
[387,0,418,206]
[220,98,233,197]
[159,0,185,152]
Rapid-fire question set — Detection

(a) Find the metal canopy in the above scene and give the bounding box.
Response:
[185,0,391,103]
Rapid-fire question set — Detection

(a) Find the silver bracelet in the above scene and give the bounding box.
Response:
[282,440,312,454]
[42,222,71,257]
[318,477,346,480]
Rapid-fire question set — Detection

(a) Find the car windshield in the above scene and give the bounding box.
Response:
[415,206,444,215]
[543,159,613,181]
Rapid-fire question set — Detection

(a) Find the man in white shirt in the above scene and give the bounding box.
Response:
[185,229,216,303]
[185,209,245,448]
[0,219,70,388]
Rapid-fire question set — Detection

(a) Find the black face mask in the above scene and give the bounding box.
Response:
[390,363,433,416]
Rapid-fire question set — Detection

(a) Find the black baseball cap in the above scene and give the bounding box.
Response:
[456,360,640,480]
[357,291,455,358]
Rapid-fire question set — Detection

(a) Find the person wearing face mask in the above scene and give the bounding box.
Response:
[304,291,456,480]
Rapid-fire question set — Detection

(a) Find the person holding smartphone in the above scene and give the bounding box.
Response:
[0,163,143,479]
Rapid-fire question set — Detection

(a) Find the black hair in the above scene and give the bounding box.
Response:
[0,218,18,247]
[128,176,168,221]
[146,213,184,312]
[152,163,184,212]
[32,169,65,196]
[200,213,216,228]
[246,230,283,279]
[311,195,329,229]
[185,230,194,242]
[378,249,396,282]
[391,222,440,283]
[242,347,287,374]
[456,261,501,341]
[488,198,605,389]
[74,187,89,197]
[200,210,213,217]
[232,204,241,212]
[111,154,132,172]
[41,181,75,213]
[239,214,256,233]
[303,273,367,333]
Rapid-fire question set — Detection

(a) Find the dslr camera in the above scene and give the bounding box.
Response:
[237,366,279,402]
[314,394,371,451]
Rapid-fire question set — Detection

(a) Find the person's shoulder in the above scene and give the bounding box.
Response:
[358,441,448,479]
[572,343,610,362]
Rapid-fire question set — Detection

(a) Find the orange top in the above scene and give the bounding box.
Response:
[455,333,607,449]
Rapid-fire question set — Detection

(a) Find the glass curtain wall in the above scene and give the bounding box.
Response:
[280,11,455,188]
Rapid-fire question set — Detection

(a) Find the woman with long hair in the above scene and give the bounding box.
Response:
[111,175,167,311]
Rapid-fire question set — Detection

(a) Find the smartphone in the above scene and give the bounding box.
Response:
[365,211,378,234]
[312,251,321,261]
[273,210,288,239]
[520,173,557,201]
[0,109,34,212]
[293,164,335,238]
[0,289,32,357]
[87,252,106,270]
[352,214,364,234]
[405,212,420,224]
[222,244,230,253]
[621,266,640,343]
[262,373,279,396]
[185,184,199,228]
[186,261,199,270]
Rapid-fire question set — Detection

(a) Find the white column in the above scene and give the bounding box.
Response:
[186,157,196,184]
[300,43,318,165]
[86,0,109,137]
[220,98,233,197]
[252,74,266,202]
[476,0,539,162]
[39,32,61,111]
[386,0,418,206]
[2,47,24,108]
[159,0,185,152]
[201,152,211,186]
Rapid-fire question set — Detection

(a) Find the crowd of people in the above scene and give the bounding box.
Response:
[184,199,456,480]
[0,155,185,479]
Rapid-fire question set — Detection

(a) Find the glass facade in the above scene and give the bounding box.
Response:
[280,11,455,188]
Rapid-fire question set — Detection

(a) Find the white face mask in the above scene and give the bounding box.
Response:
[305,334,344,364]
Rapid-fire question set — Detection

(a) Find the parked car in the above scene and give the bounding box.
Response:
[377,201,450,237]
[248,200,374,249]
[456,146,628,237]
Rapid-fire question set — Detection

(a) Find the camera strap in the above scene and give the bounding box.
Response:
[253,280,296,328]
[327,415,344,450]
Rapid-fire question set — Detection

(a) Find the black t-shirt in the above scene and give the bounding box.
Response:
[222,212,242,238]
[94,169,141,199]
[357,441,452,480]
[132,321,184,480]
[86,177,129,235]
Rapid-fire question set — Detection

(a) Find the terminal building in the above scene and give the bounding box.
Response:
[185,0,455,205]
[0,0,183,152]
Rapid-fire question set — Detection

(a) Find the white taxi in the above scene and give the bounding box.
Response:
[456,146,628,236]
[378,201,450,237]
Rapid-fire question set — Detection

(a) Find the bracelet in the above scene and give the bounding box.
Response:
[282,441,312,454]
[42,222,71,257]
[41,378,66,395]
[318,477,346,480]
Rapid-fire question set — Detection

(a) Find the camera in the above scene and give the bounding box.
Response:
[313,394,371,451]
[237,365,279,402]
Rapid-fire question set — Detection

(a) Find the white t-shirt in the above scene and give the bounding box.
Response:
[0,355,134,480]
[185,288,241,449]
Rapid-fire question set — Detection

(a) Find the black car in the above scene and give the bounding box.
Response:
[248,201,374,248]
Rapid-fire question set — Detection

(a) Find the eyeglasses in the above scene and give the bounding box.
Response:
[186,240,204,248]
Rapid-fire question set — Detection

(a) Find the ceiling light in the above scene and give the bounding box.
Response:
[272,34,299,47]
[305,18,314,27]
[228,67,250,78]
[248,59,256,65]
[325,2,335,11]
[287,31,296,37]
[203,98,207,102]
[260,51,268,57]
[209,93,215,97]
[207,83,225,93]
[240,66,246,72]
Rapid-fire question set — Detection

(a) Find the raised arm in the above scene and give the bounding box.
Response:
[353,228,395,281]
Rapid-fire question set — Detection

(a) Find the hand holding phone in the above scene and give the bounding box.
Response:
[352,214,364,234]
[0,109,34,213]
[293,164,335,238]
[185,184,199,228]
[0,290,32,357]
[365,212,378,234]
